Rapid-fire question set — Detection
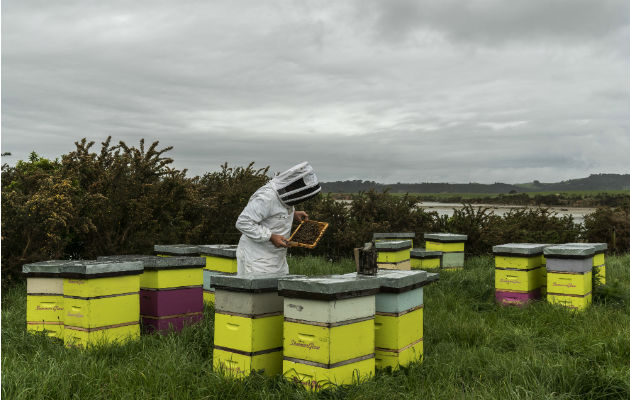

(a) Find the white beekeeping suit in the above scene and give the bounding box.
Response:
[235,162,321,275]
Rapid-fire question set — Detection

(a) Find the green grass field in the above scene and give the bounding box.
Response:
[2,255,629,399]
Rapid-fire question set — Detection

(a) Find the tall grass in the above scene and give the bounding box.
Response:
[2,255,629,399]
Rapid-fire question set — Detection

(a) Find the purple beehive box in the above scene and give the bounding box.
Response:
[140,287,203,317]
[495,288,541,306]
[141,313,203,334]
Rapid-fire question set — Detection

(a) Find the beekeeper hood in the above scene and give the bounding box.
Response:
[270,161,321,206]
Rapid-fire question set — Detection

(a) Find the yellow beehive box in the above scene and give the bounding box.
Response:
[594,265,606,286]
[495,267,543,292]
[199,245,238,273]
[374,307,423,350]
[425,241,464,252]
[547,293,592,311]
[214,312,283,353]
[375,240,412,264]
[140,268,202,289]
[547,271,592,296]
[63,274,140,298]
[410,250,441,270]
[64,294,140,329]
[283,318,374,365]
[495,256,541,269]
[213,348,282,377]
[375,338,423,370]
[26,295,64,337]
[64,323,140,347]
[284,356,374,391]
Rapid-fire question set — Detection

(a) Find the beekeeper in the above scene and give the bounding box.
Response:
[235,162,321,275]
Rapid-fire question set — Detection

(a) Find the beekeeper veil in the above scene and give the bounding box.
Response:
[270,162,321,206]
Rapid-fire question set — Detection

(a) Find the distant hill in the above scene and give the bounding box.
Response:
[320,174,630,194]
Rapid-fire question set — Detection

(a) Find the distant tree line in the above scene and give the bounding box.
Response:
[2,138,628,285]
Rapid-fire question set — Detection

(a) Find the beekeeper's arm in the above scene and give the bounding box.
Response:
[236,192,288,248]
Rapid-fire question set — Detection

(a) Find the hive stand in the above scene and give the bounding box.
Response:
[61,260,143,347]
[98,255,204,333]
[410,249,442,270]
[212,273,299,378]
[23,260,75,339]
[424,233,467,269]
[375,240,413,270]
[544,245,595,311]
[278,274,380,391]
[492,244,547,306]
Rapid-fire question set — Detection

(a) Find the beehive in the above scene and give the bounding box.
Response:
[544,245,594,311]
[23,260,74,338]
[203,269,229,304]
[279,274,380,391]
[212,273,297,378]
[373,270,430,370]
[565,243,607,287]
[410,249,442,270]
[373,233,415,248]
[61,260,143,347]
[375,240,412,270]
[98,255,204,333]
[493,244,546,306]
[424,233,467,269]
[199,244,238,274]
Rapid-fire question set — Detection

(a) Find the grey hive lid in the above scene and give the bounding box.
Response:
[544,245,596,258]
[278,274,381,296]
[492,243,548,256]
[153,244,201,255]
[375,270,428,290]
[410,249,442,258]
[373,232,415,239]
[45,260,144,277]
[22,260,75,275]
[564,242,607,252]
[198,244,238,258]
[424,233,468,242]
[375,240,412,250]
[212,273,301,292]
[97,255,204,269]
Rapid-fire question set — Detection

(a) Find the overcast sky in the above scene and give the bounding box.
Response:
[2,0,629,183]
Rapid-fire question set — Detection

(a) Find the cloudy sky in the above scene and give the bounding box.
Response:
[2,0,629,183]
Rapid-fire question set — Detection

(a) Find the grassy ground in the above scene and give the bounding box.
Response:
[2,255,629,399]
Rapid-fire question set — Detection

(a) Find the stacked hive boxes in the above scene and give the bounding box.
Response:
[375,240,412,270]
[410,249,442,270]
[424,233,467,269]
[23,260,73,338]
[373,233,415,247]
[99,255,204,333]
[62,260,143,347]
[373,270,428,370]
[212,273,292,377]
[493,244,546,306]
[279,275,380,391]
[565,243,607,287]
[544,245,594,311]
[199,245,238,304]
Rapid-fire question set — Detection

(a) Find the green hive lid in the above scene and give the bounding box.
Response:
[374,240,412,250]
[492,243,548,256]
[198,244,238,258]
[22,260,75,275]
[373,232,415,239]
[544,245,596,258]
[375,270,427,291]
[564,242,607,252]
[212,273,301,292]
[426,272,439,283]
[153,244,201,255]
[424,233,468,242]
[97,255,204,270]
[410,249,442,258]
[278,274,381,299]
